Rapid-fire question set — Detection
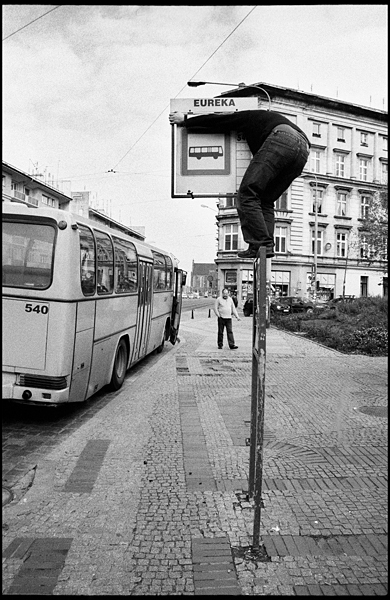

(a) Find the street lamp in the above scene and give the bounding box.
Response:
[201,204,217,212]
[187,81,271,111]
[312,174,319,302]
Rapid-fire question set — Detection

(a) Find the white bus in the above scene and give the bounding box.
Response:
[2,202,186,406]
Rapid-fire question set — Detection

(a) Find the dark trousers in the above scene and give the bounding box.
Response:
[217,317,235,348]
[237,124,310,248]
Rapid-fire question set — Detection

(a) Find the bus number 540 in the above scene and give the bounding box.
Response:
[25,303,49,314]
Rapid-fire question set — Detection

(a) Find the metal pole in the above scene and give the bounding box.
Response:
[313,176,318,301]
[248,248,267,550]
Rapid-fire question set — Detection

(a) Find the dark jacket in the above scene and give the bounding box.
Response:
[184,110,310,156]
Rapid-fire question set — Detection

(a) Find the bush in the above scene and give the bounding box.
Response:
[272,296,388,356]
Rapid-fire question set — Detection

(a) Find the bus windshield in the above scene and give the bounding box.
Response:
[2,220,56,289]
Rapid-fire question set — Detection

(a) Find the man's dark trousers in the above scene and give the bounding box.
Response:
[217,317,235,348]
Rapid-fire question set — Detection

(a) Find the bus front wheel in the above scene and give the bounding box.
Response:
[110,339,128,391]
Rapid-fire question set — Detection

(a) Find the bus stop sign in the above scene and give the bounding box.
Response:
[170,97,258,199]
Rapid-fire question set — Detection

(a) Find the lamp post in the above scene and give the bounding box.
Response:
[187,81,271,111]
[312,174,319,302]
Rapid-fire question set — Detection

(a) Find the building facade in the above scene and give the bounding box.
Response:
[212,84,388,306]
[2,161,73,209]
[190,261,218,295]
[2,162,145,242]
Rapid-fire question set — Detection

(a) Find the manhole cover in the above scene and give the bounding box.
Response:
[358,406,388,418]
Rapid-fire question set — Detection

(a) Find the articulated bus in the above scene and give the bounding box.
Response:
[2,202,186,406]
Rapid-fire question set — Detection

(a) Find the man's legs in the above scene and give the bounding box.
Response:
[225,319,236,348]
[237,127,309,252]
[217,317,225,348]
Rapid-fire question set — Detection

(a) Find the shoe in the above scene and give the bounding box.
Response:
[237,246,274,259]
[218,346,223,349]
[229,345,238,350]
[237,248,258,259]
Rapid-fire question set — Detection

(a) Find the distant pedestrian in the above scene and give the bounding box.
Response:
[214,288,240,350]
[231,291,238,308]
[169,109,310,259]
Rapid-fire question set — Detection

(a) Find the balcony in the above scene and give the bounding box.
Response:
[13,189,25,201]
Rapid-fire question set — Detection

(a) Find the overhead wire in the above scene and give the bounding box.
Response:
[2,5,62,41]
[111,5,257,171]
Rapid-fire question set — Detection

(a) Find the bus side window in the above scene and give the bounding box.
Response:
[79,224,96,295]
[113,237,138,293]
[153,252,165,290]
[95,230,114,294]
[165,256,173,290]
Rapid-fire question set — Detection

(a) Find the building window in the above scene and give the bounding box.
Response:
[360,132,368,147]
[11,180,18,191]
[360,275,368,297]
[359,158,369,181]
[42,194,55,207]
[312,188,323,213]
[224,224,238,251]
[337,127,345,142]
[360,234,370,259]
[275,191,288,211]
[336,192,347,216]
[381,161,388,185]
[311,229,323,256]
[310,150,322,173]
[336,232,347,257]
[225,195,236,208]
[271,271,290,297]
[312,122,321,137]
[274,226,287,253]
[335,154,345,177]
[360,195,370,219]
[382,136,388,152]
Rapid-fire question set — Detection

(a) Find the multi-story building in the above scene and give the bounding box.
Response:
[2,162,145,242]
[2,161,73,209]
[213,84,388,305]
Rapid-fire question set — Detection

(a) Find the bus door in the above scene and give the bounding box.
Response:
[170,269,186,344]
[132,260,153,362]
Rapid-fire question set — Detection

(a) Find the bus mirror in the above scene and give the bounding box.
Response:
[182,273,187,286]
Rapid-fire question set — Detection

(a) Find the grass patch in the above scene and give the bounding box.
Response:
[271,296,388,356]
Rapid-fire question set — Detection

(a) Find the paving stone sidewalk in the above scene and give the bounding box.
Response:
[2,308,388,595]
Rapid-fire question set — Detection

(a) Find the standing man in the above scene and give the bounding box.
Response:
[214,288,240,350]
[169,109,310,259]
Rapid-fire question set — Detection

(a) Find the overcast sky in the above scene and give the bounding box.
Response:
[2,4,388,276]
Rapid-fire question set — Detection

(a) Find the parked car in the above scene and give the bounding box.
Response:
[187,293,194,299]
[271,296,315,315]
[182,292,188,299]
[270,297,291,314]
[204,292,208,298]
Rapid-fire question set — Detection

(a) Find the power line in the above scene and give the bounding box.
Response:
[111,5,257,170]
[2,5,62,41]
[188,5,257,83]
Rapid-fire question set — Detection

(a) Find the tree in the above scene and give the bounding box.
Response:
[360,189,388,261]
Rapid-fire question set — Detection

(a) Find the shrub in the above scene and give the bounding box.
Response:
[272,295,388,356]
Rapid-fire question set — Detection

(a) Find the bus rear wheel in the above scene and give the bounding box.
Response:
[110,339,128,390]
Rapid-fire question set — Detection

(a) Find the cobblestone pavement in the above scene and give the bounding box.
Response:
[2,308,388,595]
